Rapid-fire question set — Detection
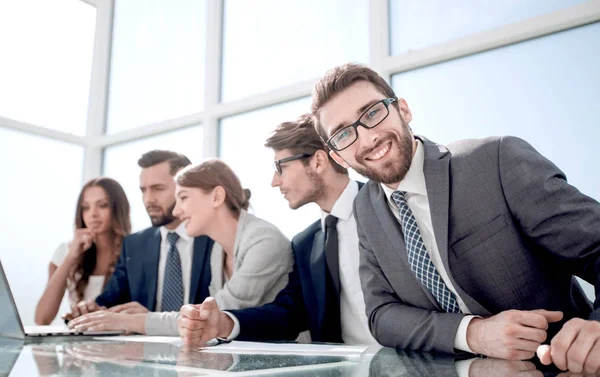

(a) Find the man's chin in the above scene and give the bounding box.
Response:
[288,199,308,210]
[150,215,175,227]
[355,162,407,185]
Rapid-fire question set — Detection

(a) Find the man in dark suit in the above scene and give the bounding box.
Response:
[310,63,600,373]
[177,115,378,346]
[64,151,214,326]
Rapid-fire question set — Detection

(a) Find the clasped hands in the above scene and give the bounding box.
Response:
[178,297,233,346]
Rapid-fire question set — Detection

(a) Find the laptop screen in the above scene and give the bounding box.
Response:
[0,260,26,340]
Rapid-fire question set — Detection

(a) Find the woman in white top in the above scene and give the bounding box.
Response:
[34,177,131,325]
[68,159,292,335]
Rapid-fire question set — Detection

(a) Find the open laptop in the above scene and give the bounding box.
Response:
[0,259,123,341]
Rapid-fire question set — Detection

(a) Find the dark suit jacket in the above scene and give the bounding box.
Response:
[355,136,600,354]
[229,181,364,343]
[95,227,214,310]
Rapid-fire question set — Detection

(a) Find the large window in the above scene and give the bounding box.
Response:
[219,98,321,239]
[392,22,600,203]
[103,126,204,232]
[0,128,84,326]
[389,0,587,55]
[221,0,369,102]
[0,0,95,135]
[106,0,206,134]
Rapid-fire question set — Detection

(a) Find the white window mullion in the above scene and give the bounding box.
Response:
[203,0,224,158]
[369,0,390,82]
[84,0,114,180]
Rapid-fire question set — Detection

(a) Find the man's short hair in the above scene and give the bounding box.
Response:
[137,150,192,176]
[311,63,398,142]
[265,114,348,175]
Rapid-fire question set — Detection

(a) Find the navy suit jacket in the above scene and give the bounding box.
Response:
[96,227,214,311]
[229,181,364,342]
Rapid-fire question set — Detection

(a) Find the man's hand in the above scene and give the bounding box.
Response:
[467,309,563,360]
[108,302,149,315]
[62,300,105,322]
[536,318,600,374]
[67,310,145,334]
[178,297,233,346]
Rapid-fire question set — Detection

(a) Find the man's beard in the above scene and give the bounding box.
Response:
[289,169,325,210]
[352,121,414,185]
[148,201,177,227]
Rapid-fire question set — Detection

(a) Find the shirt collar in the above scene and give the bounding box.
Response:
[159,222,191,243]
[381,139,427,202]
[320,179,358,230]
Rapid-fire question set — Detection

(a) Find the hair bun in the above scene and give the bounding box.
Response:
[243,188,252,201]
[241,188,252,210]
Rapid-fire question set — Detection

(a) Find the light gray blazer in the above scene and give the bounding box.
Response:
[356,136,600,354]
[145,209,293,335]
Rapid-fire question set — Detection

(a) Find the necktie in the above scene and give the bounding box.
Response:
[325,215,340,295]
[391,191,461,313]
[161,232,184,312]
[322,215,342,342]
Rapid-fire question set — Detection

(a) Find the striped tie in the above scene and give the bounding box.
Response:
[161,232,183,312]
[391,190,460,313]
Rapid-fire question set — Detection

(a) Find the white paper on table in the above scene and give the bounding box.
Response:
[202,341,369,357]
[92,336,370,357]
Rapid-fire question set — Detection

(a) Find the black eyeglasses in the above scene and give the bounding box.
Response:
[326,98,397,152]
[273,153,313,175]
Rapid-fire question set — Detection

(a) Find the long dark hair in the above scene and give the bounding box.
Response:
[70,178,131,302]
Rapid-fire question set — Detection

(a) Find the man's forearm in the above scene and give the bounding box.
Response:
[369,302,464,354]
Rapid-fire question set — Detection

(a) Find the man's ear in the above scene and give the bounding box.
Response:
[312,150,330,173]
[329,150,349,168]
[212,186,226,208]
[398,98,413,124]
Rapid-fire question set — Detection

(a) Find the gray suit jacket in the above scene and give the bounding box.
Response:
[208,209,292,309]
[355,135,600,354]
[145,210,292,335]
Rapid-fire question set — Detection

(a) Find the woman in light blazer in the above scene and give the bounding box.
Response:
[68,159,292,335]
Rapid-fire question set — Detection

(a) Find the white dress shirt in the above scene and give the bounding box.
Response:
[380,139,476,353]
[155,222,193,311]
[320,179,378,345]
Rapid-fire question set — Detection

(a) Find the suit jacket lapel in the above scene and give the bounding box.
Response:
[372,183,441,310]
[372,187,410,269]
[190,236,211,303]
[144,228,161,311]
[309,229,327,330]
[421,137,451,273]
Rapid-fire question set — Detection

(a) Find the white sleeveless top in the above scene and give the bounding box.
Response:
[51,243,106,306]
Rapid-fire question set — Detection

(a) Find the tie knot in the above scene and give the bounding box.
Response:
[325,215,338,229]
[390,190,407,207]
[167,232,180,247]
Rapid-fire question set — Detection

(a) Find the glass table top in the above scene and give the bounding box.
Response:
[0,337,581,376]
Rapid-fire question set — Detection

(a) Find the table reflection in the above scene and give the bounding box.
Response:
[0,338,598,377]
[368,348,599,377]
